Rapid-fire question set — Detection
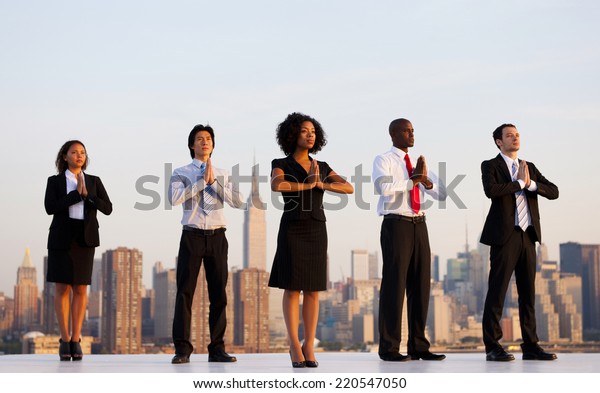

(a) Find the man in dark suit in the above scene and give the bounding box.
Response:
[481,123,559,361]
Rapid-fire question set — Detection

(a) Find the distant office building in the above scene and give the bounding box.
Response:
[101,247,143,354]
[537,243,549,271]
[186,264,235,354]
[141,287,154,339]
[348,279,380,342]
[153,264,176,340]
[41,256,57,335]
[86,258,103,338]
[22,332,93,355]
[368,252,379,280]
[429,282,455,345]
[352,313,374,344]
[232,268,270,353]
[351,250,369,281]
[560,242,600,331]
[243,163,267,270]
[536,261,583,343]
[13,248,39,333]
[0,292,14,337]
[432,254,440,282]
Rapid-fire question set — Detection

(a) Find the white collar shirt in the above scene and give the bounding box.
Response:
[65,169,84,220]
[168,159,244,229]
[372,146,447,217]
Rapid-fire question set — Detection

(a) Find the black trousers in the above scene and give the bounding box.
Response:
[482,227,538,352]
[378,218,431,355]
[172,229,229,355]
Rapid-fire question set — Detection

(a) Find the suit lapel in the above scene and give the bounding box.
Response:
[58,172,68,196]
[495,154,512,183]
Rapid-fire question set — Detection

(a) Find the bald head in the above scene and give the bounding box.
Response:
[388,118,414,152]
[389,118,411,135]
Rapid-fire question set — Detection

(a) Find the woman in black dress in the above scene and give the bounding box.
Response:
[269,113,353,367]
[44,140,112,360]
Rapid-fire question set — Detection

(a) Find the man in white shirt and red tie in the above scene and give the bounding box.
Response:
[169,124,244,364]
[481,123,559,361]
[372,118,447,361]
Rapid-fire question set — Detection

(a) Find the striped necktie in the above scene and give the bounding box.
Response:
[512,161,528,231]
[200,162,216,215]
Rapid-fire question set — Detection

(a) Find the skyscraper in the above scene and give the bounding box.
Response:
[351,249,369,281]
[368,252,379,280]
[13,248,39,333]
[101,247,143,354]
[153,262,176,340]
[41,256,57,335]
[0,292,14,337]
[243,163,267,270]
[560,242,600,332]
[232,268,270,352]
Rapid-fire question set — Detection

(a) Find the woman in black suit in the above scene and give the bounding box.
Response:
[268,113,353,367]
[44,140,112,361]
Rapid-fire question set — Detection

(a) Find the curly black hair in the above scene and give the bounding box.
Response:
[276,112,327,155]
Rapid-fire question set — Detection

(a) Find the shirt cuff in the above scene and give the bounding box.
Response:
[527,180,538,191]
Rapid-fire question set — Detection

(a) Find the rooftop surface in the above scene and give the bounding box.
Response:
[1,352,598,373]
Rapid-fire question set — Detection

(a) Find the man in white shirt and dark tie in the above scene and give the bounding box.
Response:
[480,123,559,361]
[169,124,244,364]
[372,118,447,362]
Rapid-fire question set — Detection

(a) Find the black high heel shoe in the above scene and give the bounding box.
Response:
[59,339,71,361]
[289,350,306,368]
[302,347,319,368]
[70,339,83,361]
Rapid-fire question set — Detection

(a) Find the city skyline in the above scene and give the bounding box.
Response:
[1,1,600,295]
[4,237,597,354]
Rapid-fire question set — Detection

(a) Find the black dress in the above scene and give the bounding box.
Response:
[268,156,332,292]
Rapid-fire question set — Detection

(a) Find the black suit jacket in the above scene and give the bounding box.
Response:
[45,172,112,249]
[480,154,558,246]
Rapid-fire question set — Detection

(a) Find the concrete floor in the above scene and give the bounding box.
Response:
[1,352,598,373]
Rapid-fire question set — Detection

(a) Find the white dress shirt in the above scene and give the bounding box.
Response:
[168,159,244,229]
[372,147,447,217]
[65,169,84,220]
[499,152,536,228]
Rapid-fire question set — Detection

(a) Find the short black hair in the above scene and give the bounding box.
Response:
[492,123,516,149]
[188,124,215,159]
[55,140,88,173]
[275,112,327,155]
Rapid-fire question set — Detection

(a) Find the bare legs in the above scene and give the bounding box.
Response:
[282,290,319,362]
[54,283,88,342]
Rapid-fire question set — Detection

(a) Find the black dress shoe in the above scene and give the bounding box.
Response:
[521,344,557,360]
[410,351,446,361]
[486,347,515,361]
[70,339,83,361]
[171,354,190,364]
[59,339,71,361]
[379,352,409,362]
[208,350,237,363]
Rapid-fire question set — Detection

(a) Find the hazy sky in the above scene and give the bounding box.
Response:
[1,0,599,295]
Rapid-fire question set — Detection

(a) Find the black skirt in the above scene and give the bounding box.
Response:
[268,218,328,291]
[46,219,95,285]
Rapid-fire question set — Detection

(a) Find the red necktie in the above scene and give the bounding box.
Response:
[404,154,420,214]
